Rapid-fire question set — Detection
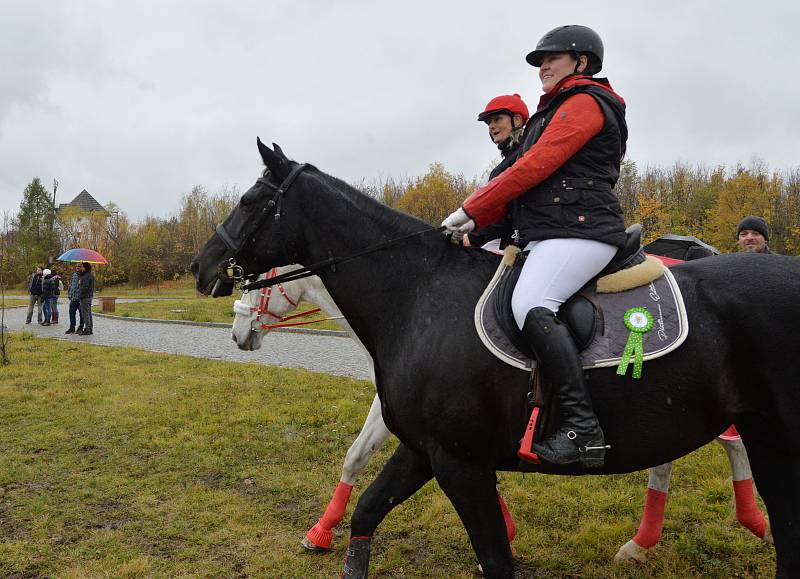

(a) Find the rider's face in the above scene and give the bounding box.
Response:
[539,52,584,92]
[485,114,514,145]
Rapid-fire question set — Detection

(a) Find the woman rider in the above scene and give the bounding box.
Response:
[442,25,628,468]
[460,93,530,249]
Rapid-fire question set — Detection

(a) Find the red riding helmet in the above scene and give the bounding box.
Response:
[477,93,530,125]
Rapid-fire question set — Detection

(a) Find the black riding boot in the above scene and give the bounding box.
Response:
[523,307,608,468]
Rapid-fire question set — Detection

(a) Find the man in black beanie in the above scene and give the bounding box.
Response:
[736,216,776,254]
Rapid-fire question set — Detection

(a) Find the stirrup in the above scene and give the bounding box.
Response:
[579,441,611,468]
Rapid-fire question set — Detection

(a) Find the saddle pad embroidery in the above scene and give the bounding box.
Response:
[474,261,689,371]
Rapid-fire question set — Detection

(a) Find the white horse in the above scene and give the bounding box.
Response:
[231,267,769,561]
[232,268,520,550]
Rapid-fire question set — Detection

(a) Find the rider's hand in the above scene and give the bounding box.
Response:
[445,231,467,246]
[441,207,475,235]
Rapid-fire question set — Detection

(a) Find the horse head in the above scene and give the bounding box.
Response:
[230,266,308,350]
[191,139,308,297]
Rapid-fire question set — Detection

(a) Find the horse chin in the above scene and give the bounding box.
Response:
[233,330,263,351]
[249,331,264,351]
[211,278,235,297]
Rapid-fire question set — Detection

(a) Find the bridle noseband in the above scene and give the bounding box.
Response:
[216,162,308,281]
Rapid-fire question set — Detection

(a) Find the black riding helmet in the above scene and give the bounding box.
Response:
[525,25,604,75]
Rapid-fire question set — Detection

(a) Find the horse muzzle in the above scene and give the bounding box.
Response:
[211,278,235,297]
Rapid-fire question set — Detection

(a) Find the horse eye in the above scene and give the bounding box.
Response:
[241,190,259,207]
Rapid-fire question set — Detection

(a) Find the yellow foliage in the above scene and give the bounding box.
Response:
[704,167,781,252]
[395,163,474,225]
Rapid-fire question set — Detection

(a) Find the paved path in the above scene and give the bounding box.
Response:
[2,306,372,381]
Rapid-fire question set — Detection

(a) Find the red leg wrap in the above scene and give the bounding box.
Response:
[733,478,767,538]
[632,488,668,549]
[497,490,517,544]
[306,482,354,549]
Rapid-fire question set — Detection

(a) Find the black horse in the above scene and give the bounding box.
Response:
[192,140,800,578]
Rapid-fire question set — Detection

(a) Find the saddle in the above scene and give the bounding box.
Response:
[475,224,689,371]
[475,225,689,464]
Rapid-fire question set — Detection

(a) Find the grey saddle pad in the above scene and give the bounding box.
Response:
[475,260,689,371]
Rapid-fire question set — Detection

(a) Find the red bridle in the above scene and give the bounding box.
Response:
[245,268,333,330]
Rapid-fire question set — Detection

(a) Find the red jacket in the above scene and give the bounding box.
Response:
[464,76,626,230]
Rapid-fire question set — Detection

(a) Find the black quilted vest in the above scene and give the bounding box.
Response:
[516,81,628,248]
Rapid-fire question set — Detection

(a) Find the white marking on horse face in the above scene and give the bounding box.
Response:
[230,267,307,350]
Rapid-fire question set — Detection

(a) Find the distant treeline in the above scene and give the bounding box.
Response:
[2,158,797,288]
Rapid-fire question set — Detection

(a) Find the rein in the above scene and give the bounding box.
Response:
[240,225,446,292]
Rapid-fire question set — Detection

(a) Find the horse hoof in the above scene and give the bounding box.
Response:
[763,523,774,545]
[303,522,334,551]
[477,546,516,574]
[614,539,649,564]
[301,536,331,552]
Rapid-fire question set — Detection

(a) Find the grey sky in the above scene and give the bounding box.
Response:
[1,0,798,221]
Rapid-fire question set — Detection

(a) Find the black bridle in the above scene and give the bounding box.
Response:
[214,160,445,293]
[215,162,308,281]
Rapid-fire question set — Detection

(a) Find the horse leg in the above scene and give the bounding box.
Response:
[342,443,433,579]
[615,461,673,563]
[738,424,800,578]
[718,436,771,542]
[431,451,513,579]
[303,395,391,551]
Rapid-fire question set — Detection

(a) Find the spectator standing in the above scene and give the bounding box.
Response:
[65,263,84,334]
[25,266,44,324]
[76,262,95,336]
[736,216,777,254]
[40,269,54,326]
[50,269,63,324]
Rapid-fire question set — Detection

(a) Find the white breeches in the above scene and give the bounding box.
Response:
[511,238,618,329]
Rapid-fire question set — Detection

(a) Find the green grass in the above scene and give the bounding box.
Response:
[97,276,200,299]
[0,336,775,577]
[100,298,342,330]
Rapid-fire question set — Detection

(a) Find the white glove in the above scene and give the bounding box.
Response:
[441,207,475,234]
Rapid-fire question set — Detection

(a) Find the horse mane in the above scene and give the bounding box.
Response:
[303,165,431,231]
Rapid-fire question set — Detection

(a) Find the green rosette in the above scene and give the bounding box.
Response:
[616,307,654,379]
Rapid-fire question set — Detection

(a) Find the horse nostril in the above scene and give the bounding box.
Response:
[190,259,200,279]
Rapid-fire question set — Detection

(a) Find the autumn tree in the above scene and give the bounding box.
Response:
[705,162,781,252]
[395,163,475,225]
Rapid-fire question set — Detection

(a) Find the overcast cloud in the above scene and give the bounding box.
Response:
[1,0,798,221]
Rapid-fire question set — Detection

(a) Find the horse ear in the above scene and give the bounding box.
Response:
[272,143,288,162]
[257,137,288,179]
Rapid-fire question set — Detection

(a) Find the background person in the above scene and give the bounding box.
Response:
[77,262,95,335]
[50,269,63,324]
[736,216,776,254]
[25,266,43,324]
[442,25,627,468]
[65,263,84,334]
[40,268,55,326]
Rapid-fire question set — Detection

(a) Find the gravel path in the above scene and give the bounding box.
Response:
[1,306,372,381]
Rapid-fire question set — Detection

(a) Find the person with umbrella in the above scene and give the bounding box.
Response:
[64,263,85,335]
[57,248,107,336]
[76,262,95,336]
